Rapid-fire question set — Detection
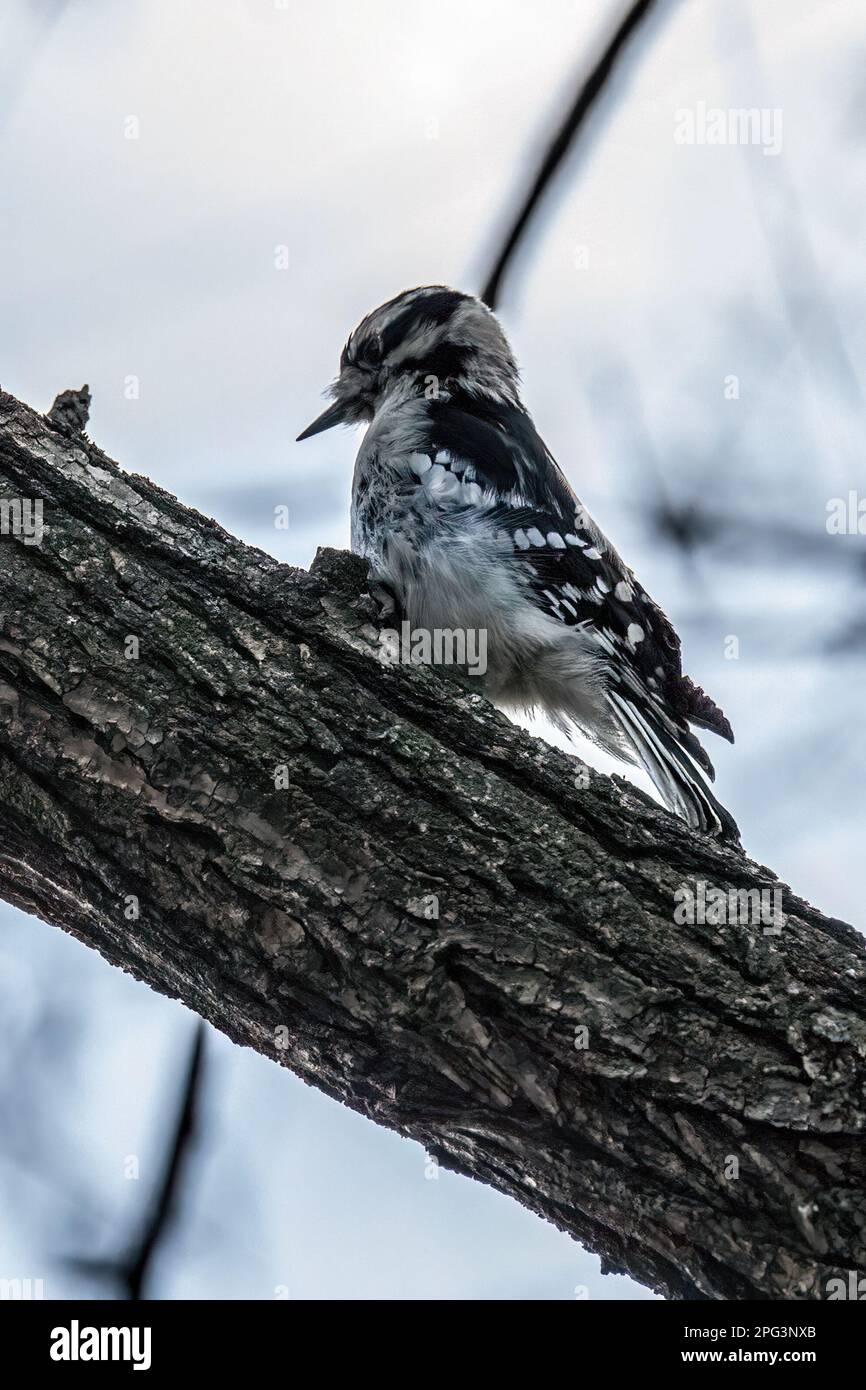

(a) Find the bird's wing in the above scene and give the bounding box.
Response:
[425,400,733,751]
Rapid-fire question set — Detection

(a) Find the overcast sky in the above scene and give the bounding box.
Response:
[1,0,864,1299]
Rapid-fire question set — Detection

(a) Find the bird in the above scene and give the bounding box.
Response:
[297,285,739,841]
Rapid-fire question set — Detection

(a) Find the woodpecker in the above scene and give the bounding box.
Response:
[298,286,738,841]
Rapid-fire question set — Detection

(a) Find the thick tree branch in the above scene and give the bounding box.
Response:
[0,388,864,1300]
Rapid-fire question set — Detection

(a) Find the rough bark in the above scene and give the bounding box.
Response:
[0,387,864,1301]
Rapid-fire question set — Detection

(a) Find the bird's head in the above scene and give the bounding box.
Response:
[297,285,520,440]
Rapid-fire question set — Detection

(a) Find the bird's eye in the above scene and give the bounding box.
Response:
[359,333,384,369]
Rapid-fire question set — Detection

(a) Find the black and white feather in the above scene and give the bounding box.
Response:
[298,286,739,841]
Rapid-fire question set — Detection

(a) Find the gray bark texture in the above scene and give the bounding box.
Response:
[0,387,864,1301]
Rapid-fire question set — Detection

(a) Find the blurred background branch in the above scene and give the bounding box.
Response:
[480,0,670,309]
[65,1023,206,1301]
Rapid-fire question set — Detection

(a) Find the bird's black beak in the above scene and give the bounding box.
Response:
[296,398,351,442]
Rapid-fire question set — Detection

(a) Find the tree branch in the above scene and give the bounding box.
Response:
[0,388,864,1299]
[120,1020,205,1300]
[66,1021,205,1298]
[480,0,669,309]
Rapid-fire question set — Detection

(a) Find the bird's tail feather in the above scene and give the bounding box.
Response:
[608,691,740,843]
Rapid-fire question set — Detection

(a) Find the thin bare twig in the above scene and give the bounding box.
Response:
[68,1022,207,1299]
[480,0,669,309]
[121,1022,206,1300]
